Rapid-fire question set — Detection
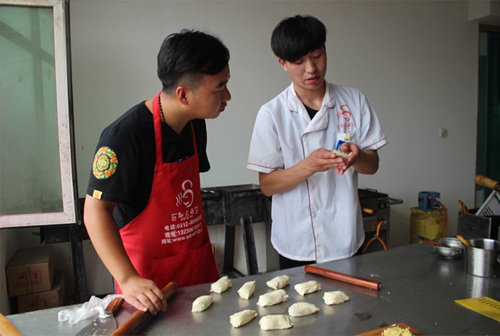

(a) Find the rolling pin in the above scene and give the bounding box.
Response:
[111,281,178,336]
[475,175,500,192]
[457,234,473,248]
[0,313,23,336]
[305,265,381,291]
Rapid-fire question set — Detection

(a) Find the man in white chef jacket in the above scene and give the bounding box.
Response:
[247,15,387,269]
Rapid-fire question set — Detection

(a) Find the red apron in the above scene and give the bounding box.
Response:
[116,92,219,293]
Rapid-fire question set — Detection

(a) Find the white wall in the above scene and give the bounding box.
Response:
[70,0,479,249]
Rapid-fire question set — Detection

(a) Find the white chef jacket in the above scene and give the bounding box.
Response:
[247,82,387,263]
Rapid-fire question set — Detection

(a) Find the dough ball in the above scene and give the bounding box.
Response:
[191,295,214,312]
[294,280,322,296]
[288,302,320,317]
[259,315,293,330]
[256,289,288,307]
[323,290,350,305]
[229,309,257,328]
[237,280,256,299]
[210,276,232,294]
[266,275,290,290]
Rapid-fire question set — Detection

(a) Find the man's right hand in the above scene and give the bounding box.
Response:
[119,275,167,314]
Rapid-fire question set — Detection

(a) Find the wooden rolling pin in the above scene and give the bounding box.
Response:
[0,313,23,336]
[415,235,447,247]
[457,234,473,248]
[475,175,500,191]
[111,282,178,336]
[305,265,381,291]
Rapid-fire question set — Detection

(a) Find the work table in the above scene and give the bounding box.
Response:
[7,243,500,335]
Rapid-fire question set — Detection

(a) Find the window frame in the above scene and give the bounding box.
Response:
[0,0,77,228]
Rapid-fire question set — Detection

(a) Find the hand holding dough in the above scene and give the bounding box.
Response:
[237,280,256,299]
[323,290,350,305]
[256,289,288,307]
[266,275,290,290]
[294,280,322,296]
[229,309,257,328]
[259,315,293,330]
[191,295,214,312]
[210,276,232,294]
[288,302,320,317]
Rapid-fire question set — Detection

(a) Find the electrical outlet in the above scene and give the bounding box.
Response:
[439,128,448,138]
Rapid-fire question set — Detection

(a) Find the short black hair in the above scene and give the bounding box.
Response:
[271,15,326,62]
[157,29,230,93]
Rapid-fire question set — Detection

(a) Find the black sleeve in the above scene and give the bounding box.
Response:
[86,118,150,203]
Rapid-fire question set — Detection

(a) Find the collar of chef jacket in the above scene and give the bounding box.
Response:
[285,82,336,133]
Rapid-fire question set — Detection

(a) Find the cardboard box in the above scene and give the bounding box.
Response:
[17,270,65,313]
[6,246,55,297]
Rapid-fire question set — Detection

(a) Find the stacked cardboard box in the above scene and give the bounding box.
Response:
[6,246,66,313]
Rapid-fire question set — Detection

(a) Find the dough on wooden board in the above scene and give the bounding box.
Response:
[210,276,232,294]
[259,315,293,330]
[256,289,288,307]
[229,309,257,328]
[294,280,322,296]
[237,280,256,299]
[191,295,214,312]
[382,325,415,336]
[266,275,290,290]
[323,290,350,305]
[288,302,320,317]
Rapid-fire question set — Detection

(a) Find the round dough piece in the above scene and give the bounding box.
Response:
[191,295,214,312]
[323,290,350,305]
[259,314,293,330]
[288,302,320,317]
[229,309,257,328]
[266,275,290,290]
[237,280,256,299]
[294,280,322,296]
[257,289,288,307]
[210,276,232,294]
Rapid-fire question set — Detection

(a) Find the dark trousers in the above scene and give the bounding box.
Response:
[279,246,364,270]
[279,254,314,270]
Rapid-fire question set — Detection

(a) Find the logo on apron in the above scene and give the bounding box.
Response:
[176,179,194,208]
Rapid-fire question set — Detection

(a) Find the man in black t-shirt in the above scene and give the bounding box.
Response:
[84,30,231,315]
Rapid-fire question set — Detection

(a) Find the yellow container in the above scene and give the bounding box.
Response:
[409,207,447,244]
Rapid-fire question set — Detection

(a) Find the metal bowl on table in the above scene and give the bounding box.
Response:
[433,237,464,259]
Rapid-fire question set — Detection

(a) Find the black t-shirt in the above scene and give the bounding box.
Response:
[86,101,210,229]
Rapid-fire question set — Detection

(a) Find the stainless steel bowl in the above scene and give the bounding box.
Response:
[433,237,464,259]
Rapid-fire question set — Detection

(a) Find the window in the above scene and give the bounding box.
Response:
[0,0,76,228]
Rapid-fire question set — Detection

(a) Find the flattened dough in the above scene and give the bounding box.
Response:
[332,149,352,159]
[256,289,288,307]
[323,290,350,305]
[237,280,256,299]
[229,309,257,328]
[266,275,290,290]
[259,315,293,330]
[288,302,320,317]
[191,295,214,312]
[294,280,322,296]
[210,276,232,294]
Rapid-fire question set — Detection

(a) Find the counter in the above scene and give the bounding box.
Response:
[6,244,500,335]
